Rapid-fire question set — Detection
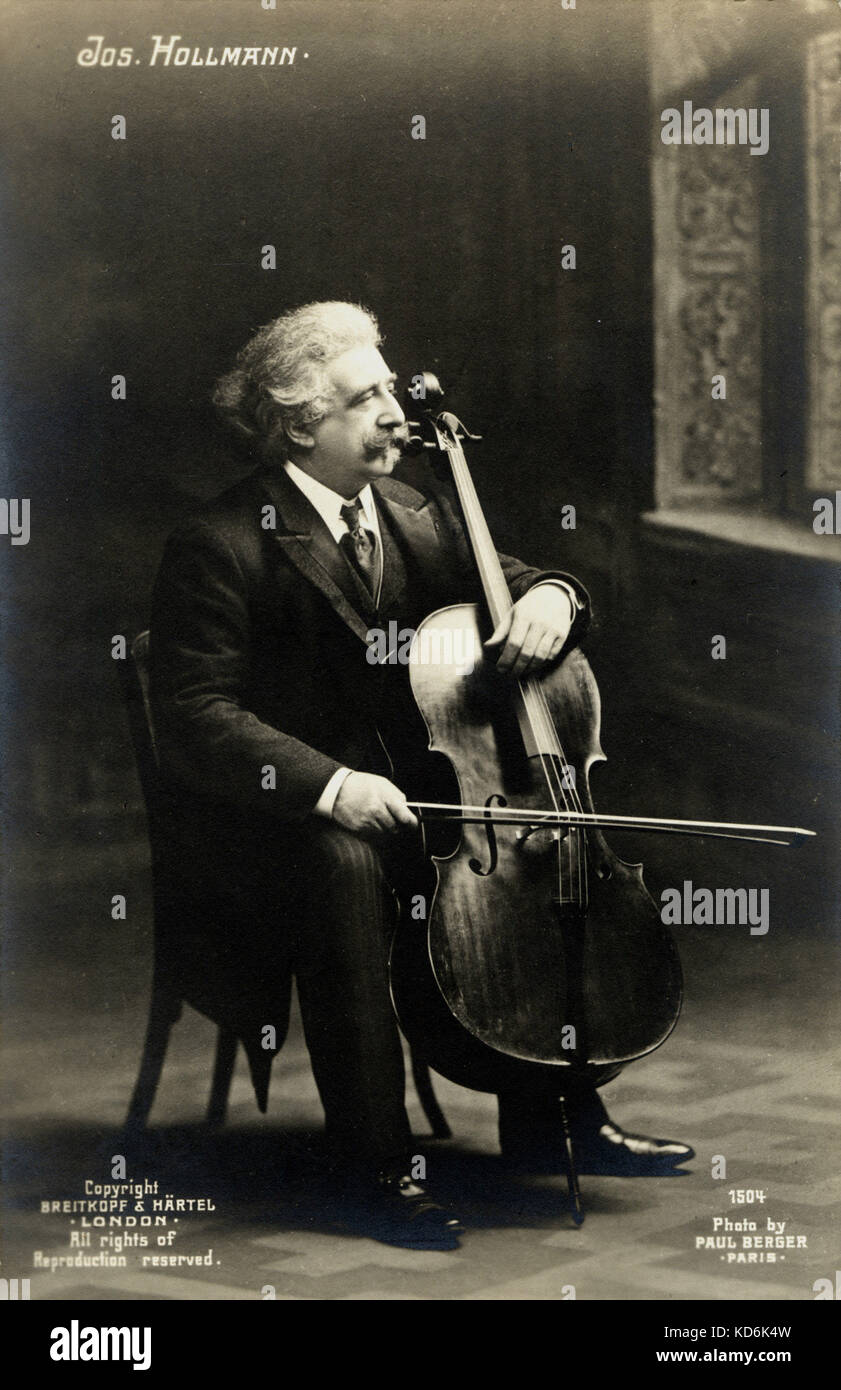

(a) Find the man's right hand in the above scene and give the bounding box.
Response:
[332,772,418,835]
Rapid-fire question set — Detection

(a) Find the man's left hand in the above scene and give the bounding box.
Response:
[484,585,574,679]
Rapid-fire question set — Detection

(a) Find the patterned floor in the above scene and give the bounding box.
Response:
[2,850,839,1301]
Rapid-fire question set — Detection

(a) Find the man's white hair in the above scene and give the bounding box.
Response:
[213,301,381,458]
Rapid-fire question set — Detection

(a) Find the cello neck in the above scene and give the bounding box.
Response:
[444,423,512,627]
[443,420,560,759]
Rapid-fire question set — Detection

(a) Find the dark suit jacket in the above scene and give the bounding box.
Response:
[150,462,590,823]
[147,461,590,1079]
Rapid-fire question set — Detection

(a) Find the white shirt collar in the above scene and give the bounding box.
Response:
[283,460,380,546]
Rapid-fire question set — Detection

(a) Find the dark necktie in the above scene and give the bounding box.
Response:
[340,498,379,599]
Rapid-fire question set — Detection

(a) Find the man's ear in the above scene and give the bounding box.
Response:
[285,423,316,451]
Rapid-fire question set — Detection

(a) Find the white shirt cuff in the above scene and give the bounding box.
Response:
[314,767,353,818]
[528,579,584,615]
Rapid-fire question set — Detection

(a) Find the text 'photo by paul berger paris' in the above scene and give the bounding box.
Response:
[1,0,840,1327]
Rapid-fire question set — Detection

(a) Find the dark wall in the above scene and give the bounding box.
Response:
[4,0,834,932]
[3,0,652,841]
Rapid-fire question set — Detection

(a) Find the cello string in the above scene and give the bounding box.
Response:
[448,432,589,906]
[521,678,586,906]
[458,442,577,901]
[520,673,589,905]
[538,682,589,904]
[525,685,579,903]
[519,682,577,899]
[447,437,577,906]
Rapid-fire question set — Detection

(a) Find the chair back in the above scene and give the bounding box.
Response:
[118,630,167,843]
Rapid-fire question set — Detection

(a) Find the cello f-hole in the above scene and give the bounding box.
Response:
[468,794,507,876]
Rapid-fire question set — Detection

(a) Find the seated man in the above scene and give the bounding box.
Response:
[149,301,692,1248]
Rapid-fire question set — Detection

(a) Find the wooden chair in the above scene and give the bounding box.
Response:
[119,630,450,1138]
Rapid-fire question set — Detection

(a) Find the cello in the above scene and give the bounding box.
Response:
[388,376,814,1222]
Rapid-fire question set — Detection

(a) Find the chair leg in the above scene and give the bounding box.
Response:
[125,984,182,1132]
[410,1049,451,1139]
[206,1029,238,1128]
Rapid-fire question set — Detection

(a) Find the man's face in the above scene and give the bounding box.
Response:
[298,345,407,498]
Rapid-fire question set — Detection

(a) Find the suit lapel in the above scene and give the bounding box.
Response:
[374,501,407,616]
[258,468,377,644]
[255,467,445,642]
[373,484,442,606]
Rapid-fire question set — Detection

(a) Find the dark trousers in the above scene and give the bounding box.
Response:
[294,824,413,1166]
[291,822,612,1170]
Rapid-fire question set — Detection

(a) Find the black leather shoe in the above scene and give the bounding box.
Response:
[573,1122,695,1175]
[349,1167,463,1249]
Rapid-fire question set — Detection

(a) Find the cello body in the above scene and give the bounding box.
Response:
[389,384,810,1160]
[389,602,683,1095]
[387,383,685,1136]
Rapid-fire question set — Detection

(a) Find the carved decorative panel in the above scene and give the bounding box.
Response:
[806,28,841,490]
[652,76,763,506]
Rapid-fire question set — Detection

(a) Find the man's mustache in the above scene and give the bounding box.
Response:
[365,429,409,453]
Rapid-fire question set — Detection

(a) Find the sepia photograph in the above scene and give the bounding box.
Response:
[2,0,840,1334]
